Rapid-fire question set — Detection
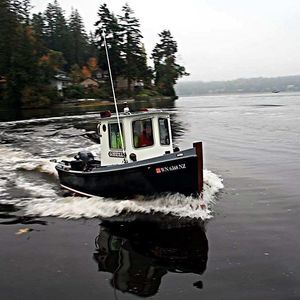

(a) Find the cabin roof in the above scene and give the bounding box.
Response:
[99,109,170,121]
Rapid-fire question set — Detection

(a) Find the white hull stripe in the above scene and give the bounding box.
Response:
[60,184,97,198]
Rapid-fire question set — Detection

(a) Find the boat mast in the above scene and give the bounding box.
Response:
[102,31,127,162]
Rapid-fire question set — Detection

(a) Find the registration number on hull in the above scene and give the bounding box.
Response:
[155,163,186,174]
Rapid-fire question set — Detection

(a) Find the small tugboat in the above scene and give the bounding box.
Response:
[55,33,203,198]
[56,109,203,198]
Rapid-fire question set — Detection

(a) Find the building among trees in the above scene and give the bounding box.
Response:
[0,0,188,108]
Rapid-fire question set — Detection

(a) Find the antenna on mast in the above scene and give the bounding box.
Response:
[102,30,127,163]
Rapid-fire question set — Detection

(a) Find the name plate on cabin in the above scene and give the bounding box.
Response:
[108,151,126,158]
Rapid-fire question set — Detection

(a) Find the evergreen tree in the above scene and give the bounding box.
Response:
[137,45,153,87]
[7,25,38,103]
[87,31,98,57]
[44,1,56,48]
[10,0,31,23]
[0,0,16,76]
[68,8,89,66]
[31,13,49,60]
[118,3,149,91]
[152,30,188,97]
[0,0,60,107]
[94,3,124,81]
[31,13,45,41]
[0,0,39,105]
[19,0,31,24]
[44,0,70,66]
[0,0,31,74]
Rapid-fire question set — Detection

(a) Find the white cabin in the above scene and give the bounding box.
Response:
[98,110,174,166]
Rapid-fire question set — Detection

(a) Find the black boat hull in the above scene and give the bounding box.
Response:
[56,145,203,198]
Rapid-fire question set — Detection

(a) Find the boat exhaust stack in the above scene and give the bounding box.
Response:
[193,142,203,194]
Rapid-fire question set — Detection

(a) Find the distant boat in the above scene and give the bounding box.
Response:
[272,90,280,93]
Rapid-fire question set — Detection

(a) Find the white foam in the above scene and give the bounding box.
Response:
[203,169,224,203]
[23,170,223,220]
[0,178,9,197]
[15,177,58,198]
[0,143,224,221]
[16,160,57,176]
[0,113,96,128]
[0,144,60,176]
[85,144,101,158]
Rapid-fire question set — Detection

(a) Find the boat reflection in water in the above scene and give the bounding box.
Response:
[94,215,208,297]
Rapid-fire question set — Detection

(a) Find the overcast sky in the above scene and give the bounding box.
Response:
[31,0,300,82]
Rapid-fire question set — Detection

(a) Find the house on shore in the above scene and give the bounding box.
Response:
[79,78,100,89]
[51,71,71,96]
[115,76,145,92]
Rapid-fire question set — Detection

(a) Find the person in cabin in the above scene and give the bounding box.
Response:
[111,131,123,149]
[139,123,153,147]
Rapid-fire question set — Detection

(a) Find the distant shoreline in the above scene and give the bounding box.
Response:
[176,90,300,97]
[176,74,300,97]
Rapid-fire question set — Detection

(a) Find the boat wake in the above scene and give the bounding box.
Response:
[9,170,221,221]
[0,116,224,221]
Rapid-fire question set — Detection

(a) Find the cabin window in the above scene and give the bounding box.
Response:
[132,119,154,148]
[109,123,124,149]
[158,118,170,145]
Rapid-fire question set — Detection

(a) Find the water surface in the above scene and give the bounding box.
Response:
[0,93,299,299]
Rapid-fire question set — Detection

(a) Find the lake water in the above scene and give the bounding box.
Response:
[0,93,299,299]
